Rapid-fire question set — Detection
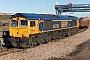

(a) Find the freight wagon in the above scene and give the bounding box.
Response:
[79,17,90,29]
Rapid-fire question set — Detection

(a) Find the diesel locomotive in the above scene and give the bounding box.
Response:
[9,13,81,47]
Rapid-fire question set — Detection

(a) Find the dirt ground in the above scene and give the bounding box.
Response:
[48,40,90,60]
[71,43,90,60]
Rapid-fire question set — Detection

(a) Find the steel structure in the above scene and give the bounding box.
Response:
[55,4,90,15]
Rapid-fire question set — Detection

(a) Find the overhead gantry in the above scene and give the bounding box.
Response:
[55,3,90,15]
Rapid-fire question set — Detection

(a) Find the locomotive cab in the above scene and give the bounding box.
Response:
[10,17,29,38]
[9,17,39,38]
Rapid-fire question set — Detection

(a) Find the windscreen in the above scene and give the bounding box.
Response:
[11,20,18,27]
[20,20,27,27]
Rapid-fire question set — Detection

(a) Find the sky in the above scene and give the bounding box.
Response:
[0,0,90,17]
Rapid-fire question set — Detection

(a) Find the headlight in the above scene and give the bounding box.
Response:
[22,34,27,37]
[10,34,12,36]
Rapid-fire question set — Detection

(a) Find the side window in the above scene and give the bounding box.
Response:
[30,21,35,27]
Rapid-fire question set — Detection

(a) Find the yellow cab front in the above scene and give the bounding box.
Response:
[9,17,29,38]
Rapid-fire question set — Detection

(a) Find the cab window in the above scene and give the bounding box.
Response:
[20,20,27,27]
[30,21,35,27]
[11,20,18,27]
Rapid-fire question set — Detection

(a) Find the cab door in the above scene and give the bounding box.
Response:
[29,20,39,34]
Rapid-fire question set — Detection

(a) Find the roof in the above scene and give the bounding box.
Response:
[11,13,78,20]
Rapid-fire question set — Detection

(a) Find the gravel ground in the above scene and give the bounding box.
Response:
[0,28,90,60]
[71,44,90,60]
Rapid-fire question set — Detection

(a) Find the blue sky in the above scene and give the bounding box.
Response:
[0,0,90,17]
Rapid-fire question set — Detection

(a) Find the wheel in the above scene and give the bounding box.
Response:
[32,38,37,46]
[52,32,56,40]
[44,33,52,43]
[10,37,18,47]
[29,43,34,48]
[56,31,61,39]
[36,34,44,45]
[45,36,51,43]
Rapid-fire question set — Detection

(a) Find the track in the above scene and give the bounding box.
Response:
[0,48,24,56]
